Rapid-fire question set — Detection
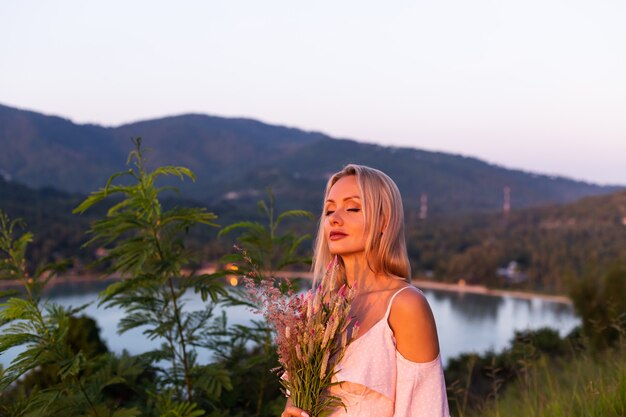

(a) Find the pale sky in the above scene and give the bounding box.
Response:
[1,1,625,184]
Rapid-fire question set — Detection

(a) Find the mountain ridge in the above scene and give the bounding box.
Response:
[0,102,622,214]
[2,174,625,292]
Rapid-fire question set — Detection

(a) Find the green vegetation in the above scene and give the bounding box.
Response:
[406,191,626,293]
[209,188,315,417]
[1,138,624,416]
[446,266,626,416]
[72,137,227,411]
[483,345,626,417]
[0,139,314,416]
[217,188,314,275]
[570,264,626,350]
[4,172,626,296]
[0,209,145,416]
[447,332,626,417]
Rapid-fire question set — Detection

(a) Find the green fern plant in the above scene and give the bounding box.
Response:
[218,188,314,277]
[0,211,142,417]
[73,138,230,408]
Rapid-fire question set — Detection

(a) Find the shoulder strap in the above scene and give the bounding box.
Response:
[383,286,412,319]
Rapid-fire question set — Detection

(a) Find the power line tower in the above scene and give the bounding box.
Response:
[503,186,511,217]
[419,193,428,220]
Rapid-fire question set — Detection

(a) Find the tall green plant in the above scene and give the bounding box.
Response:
[73,138,230,412]
[570,264,626,350]
[216,190,314,417]
[0,211,141,417]
[218,189,314,277]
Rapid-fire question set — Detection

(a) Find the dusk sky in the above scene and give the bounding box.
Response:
[1,1,625,184]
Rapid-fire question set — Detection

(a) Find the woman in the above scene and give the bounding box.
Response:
[282,164,450,417]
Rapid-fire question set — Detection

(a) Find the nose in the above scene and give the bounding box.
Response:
[328,210,342,225]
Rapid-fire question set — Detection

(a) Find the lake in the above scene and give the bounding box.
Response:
[0,279,580,368]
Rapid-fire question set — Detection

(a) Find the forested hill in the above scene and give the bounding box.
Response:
[2,174,626,292]
[0,176,245,266]
[0,103,622,214]
[407,189,626,292]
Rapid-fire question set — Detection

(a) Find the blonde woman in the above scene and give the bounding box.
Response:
[282,165,449,417]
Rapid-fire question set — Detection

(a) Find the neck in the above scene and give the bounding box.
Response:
[340,253,378,292]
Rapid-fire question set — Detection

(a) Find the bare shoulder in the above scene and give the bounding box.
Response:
[391,286,435,330]
[393,285,429,310]
[389,285,440,363]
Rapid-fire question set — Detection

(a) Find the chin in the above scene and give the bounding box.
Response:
[327,247,344,256]
[327,246,363,257]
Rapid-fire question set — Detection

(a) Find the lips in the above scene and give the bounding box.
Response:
[329,231,348,240]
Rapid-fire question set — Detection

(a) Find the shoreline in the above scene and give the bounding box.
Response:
[0,273,119,290]
[412,278,572,304]
[0,273,572,304]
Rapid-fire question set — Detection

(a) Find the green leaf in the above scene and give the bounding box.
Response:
[58,352,85,380]
[112,408,142,417]
[219,253,243,264]
[195,365,233,399]
[0,297,39,321]
[0,288,21,300]
[34,259,72,280]
[217,221,265,238]
[14,232,34,257]
[104,169,136,193]
[275,209,315,227]
[106,198,133,216]
[151,166,196,182]
[0,332,40,353]
[72,189,110,215]
[118,312,156,335]
[191,273,228,303]
[102,375,128,388]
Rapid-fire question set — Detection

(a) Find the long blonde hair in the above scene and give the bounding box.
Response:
[312,164,411,284]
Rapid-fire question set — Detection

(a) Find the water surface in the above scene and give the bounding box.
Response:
[0,280,580,367]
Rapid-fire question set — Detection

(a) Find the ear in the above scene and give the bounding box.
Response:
[381,216,388,235]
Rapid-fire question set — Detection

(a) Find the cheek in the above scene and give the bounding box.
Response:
[323,219,333,239]
[356,219,368,238]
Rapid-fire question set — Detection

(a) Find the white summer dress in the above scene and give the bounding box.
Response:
[327,286,450,417]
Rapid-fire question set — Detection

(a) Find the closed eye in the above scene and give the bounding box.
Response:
[325,210,335,216]
[347,208,360,212]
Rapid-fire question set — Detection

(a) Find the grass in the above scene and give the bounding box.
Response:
[476,344,626,417]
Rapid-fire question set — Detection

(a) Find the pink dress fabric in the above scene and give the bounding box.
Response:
[327,286,450,417]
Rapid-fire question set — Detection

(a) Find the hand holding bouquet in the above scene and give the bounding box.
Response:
[242,255,358,417]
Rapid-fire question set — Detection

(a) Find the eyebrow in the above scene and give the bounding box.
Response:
[325,196,361,203]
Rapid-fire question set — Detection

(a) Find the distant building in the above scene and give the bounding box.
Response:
[224,191,240,200]
[497,261,528,284]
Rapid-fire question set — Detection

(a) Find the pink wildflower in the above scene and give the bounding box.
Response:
[238,246,358,417]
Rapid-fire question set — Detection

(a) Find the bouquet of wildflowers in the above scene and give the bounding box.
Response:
[241,254,359,417]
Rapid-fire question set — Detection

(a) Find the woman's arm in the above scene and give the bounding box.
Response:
[389,287,440,362]
[389,287,450,416]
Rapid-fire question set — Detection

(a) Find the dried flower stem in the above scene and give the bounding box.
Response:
[241,252,358,417]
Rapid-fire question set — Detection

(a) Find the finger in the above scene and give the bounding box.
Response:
[282,406,310,417]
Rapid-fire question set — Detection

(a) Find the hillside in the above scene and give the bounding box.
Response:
[2,173,626,292]
[1,103,621,215]
[407,189,626,292]
[0,177,94,265]
[0,177,262,267]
